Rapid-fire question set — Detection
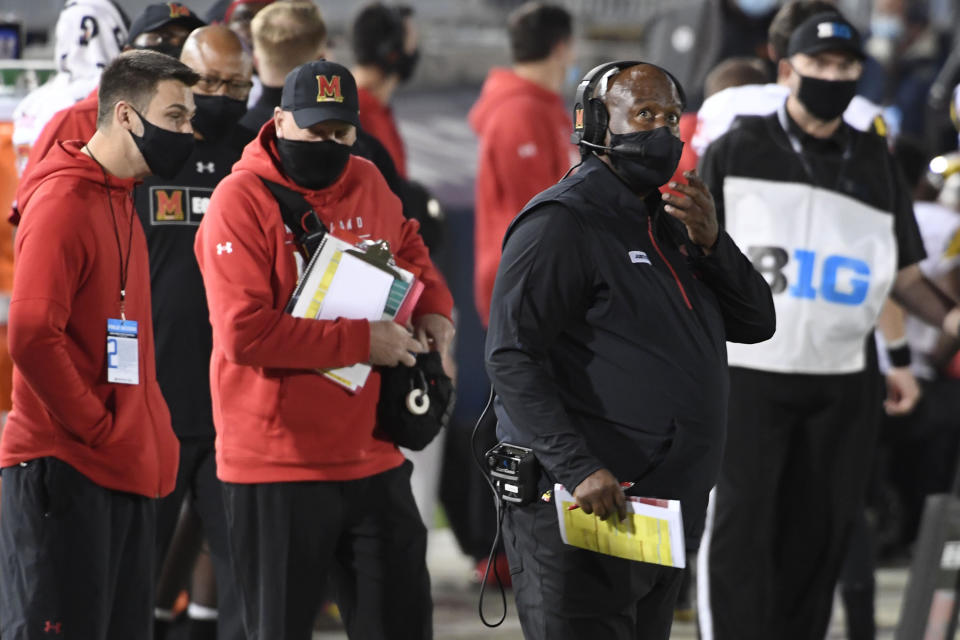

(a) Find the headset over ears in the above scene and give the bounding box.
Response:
[374,6,409,71]
[570,60,688,149]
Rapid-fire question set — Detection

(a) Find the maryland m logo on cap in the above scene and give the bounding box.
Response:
[168,2,193,18]
[317,75,344,103]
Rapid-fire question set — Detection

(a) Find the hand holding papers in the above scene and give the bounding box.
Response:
[554,484,685,568]
[287,232,423,392]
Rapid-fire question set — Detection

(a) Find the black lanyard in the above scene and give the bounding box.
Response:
[85,146,133,320]
[777,103,853,192]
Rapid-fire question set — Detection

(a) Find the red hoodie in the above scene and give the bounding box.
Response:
[194,122,453,484]
[469,69,577,326]
[1,141,178,498]
[10,89,99,225]
[358,87,407,178]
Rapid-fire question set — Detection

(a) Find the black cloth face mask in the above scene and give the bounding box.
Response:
[276,138,351,190]
[131,43,183,59]
[191,94,247,142]
[794,72,857,122]
[129,107,196,179]
[396,49,420,83]
[606,126,684,193]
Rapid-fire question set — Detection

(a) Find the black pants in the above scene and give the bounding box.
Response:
[223,460,431,640]
[702,366,881,640]
[503,499,684,640]
[155,437,244,639]
[881,376,960,548]
[0,457,155,639]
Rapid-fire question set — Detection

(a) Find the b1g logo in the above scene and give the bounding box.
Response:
[748,246,871,306]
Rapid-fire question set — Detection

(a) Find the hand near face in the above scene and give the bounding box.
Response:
[661,170,719,252]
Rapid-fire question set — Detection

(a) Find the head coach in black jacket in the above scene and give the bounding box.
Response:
[484,60,776,639]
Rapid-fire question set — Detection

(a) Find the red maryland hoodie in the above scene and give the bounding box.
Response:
[10,89,98,225]
[1,140,178,498]
[194,121,453,484]
[469,69,577,326]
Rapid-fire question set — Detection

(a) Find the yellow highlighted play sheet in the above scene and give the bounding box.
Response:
[554,484,685,568]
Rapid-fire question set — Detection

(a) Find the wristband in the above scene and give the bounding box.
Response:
[887,344,911,368]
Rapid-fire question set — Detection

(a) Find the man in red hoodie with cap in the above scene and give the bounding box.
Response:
[0,50,197,639]
[470,1,577,327]
[195,59,453,640]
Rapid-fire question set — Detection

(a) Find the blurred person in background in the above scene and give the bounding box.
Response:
[874,137,960,559]
[127,1,205,59]
[470,1,575,331]
[238,1,326,138]
[454,1,575,585]
[224,0,274,51]
[859,0,950,139]
[11,2,205,225]
[222,0,275,109]
[142,25,252,640]
[351,3,420,178]
[637,0,783,109]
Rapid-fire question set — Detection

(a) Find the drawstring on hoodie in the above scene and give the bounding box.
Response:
[85,145,133,320]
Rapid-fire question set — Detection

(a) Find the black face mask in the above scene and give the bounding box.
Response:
[191,94,247,142]
[129,108,196,179]
[795,73,857,122]
[276,138,351,190]
[132,43,183,59]
[606,126,684,192]
[396,49,420,83]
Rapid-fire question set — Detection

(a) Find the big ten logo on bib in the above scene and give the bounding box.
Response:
[723,177,897,374]
[150,187,213,226]
[747,247,871,306]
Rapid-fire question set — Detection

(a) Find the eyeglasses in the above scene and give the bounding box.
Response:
[195,75,254,100]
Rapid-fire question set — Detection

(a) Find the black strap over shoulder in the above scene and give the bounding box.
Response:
[258,177,328,258]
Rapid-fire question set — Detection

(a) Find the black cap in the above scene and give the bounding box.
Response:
[127,3,206,45]
[787,11,864,60]
[281,60,360,129]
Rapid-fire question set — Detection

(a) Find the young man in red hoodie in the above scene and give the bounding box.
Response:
[0,50,198,639]
[195,60,453,640]
[470,2,577,327]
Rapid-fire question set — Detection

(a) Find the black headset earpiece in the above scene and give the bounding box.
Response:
[570,59,687,152]
[375,6,407,71]
[571,61,638,147]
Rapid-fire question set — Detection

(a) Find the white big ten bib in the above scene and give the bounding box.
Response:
[723,176,898,375]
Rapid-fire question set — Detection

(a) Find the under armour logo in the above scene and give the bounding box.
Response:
[216,242,233,255]
[44,621,62,634]
[517,142,538,158]
[629,250,651,265]
[196,162,215,173]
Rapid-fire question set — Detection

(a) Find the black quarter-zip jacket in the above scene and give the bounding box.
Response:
[485,154,775,542]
